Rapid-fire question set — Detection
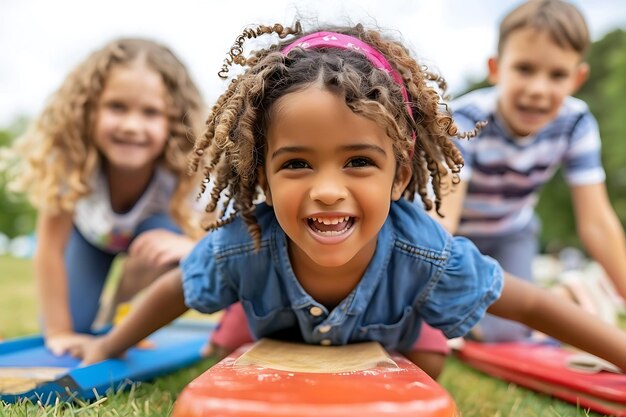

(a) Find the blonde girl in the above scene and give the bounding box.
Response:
[8,38,204,355]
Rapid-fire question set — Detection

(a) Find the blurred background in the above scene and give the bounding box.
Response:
[1,0,625,255]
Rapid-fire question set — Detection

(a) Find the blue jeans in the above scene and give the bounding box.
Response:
[64,213,181,332]
[465,217,540,342]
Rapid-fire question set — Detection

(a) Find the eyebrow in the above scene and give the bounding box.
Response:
[271,144,387,160]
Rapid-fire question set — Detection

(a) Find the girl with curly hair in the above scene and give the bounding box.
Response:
[7,38,205,356]
[79,24,626,376]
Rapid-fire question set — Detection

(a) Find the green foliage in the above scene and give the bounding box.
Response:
[0,117,35,238]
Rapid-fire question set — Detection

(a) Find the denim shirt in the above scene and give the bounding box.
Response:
[181,199,503,351]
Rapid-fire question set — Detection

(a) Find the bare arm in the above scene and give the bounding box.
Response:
[80,268,189,364]
[128,229,197,267]
[34,213,74,337]
[489,272,626,370]
[570,183,626,299]
[428,179,467,234]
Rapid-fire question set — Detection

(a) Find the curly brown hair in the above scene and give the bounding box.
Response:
[191,23,482,246]
[8,38,205,236]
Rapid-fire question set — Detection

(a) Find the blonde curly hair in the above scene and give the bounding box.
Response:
[7,38,205,236]
[191,23,482,247]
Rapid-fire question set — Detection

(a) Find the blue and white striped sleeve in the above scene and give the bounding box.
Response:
[563,111,606,185]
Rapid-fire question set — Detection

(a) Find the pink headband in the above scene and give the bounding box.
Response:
[281,31,415,154]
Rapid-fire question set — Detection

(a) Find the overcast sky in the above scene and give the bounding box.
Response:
[1,0,624,126]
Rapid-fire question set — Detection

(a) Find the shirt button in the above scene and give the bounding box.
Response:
[318,325,331,333]
[320,339,332,346]
[309,306,323,317]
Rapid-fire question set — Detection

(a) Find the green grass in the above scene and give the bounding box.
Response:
[0,255,622,416]
[0,256,37,338]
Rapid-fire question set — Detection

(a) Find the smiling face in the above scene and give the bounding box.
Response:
[93,62,170,175]
[489,27,588,137]
[259,86,410,271]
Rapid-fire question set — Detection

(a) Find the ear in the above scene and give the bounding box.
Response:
[257,166,272,206]
[391,164,412,201]
[487,56,499,85]
[571,62,589,94]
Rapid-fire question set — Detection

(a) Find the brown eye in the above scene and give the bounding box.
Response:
[282,160,310,170]
[515,64,533,75]
[346,157,374,168]
[143,107,163,117]
[550,71,568,80]
[106,101,126,112]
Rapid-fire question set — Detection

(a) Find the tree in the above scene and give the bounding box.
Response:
[0,118,36,238]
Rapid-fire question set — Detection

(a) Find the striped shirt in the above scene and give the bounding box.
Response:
[451,87,605,236]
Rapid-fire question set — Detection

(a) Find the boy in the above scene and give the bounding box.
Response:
[441,0,626,342]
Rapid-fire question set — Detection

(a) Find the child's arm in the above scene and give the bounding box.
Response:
[488,272,626,370]
[570,182,626,299]
[79,267,189,365]
[428,179,467,234]
[128,229,197,267]
[34,212,94,354]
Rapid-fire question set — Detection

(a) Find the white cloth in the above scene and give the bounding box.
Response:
[74,167,176,253]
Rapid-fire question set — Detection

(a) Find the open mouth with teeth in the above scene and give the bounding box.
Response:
[113,138,148,147]
[307,216,355,236]
[516,104,548,115]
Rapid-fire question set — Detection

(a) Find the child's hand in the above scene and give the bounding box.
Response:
[78,337,115,366]
[45,331,95,357]
[128,229,195,267]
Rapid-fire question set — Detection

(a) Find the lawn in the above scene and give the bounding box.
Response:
[0,255,622,416]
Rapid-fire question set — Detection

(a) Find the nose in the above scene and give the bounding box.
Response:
[309,170,347,206]
[120,111,142,133]
[526,74,549,96]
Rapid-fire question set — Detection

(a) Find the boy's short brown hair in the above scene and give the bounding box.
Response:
[498,0,590,56]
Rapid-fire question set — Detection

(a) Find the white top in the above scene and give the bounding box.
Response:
[74,167,177,253]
